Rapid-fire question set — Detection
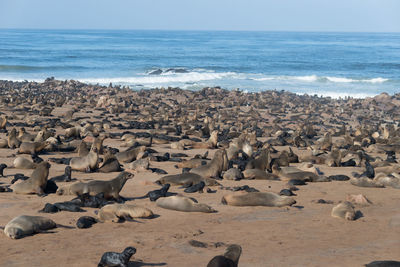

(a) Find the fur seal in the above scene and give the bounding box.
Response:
[98,151,122,173]
[147,184,170,201]
[242,169,279,180]
[207,244,242,267]
[350,177,384,188]
[18,141,50,155]
[156,195,217,213]
[156,173,220,186]
[190,149,228,178]
[223,168,243,180]
[190,130,219,149]
[49,166,72,182]
[272,165,323,182]
[221,192,296,207]
[245,148,271,171]
[115,146,146,163]
[13,157,37,169]
[57,172,133,199]
[76,216,97,229]
[365,261,400,267]
[70,146,99,172]
[184,181,205,193]
[0,163,7,176]
[98,247,136,267]
[331,201,356,220]
[176,158,208,169]
[4,215,56,239]
[11,161,51,195]
[127,158,149,172]
[77,141,89,157]
[97,204,153,222]
[8,128,21,149]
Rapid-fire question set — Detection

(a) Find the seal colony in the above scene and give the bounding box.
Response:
[0,78,399,266]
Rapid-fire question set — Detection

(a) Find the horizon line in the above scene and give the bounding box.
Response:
[0,27,399,34]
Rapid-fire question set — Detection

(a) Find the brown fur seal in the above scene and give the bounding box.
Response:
[93,135,107,154]
[57,172,133,199]
[156,195,217,213]
[13,156,37,169]
[190,149,228,178]
[207,244,242,267]
[176,158,208,169]
[17,128,36,142]
[190,130,219,149]
[127,158,149,172]
[4,215,56,239]
[156,173,220,186]
[70,146,99,172]
[0,115,7,130]
[350,177,384,188]
[77,140,89,157]
[18,141,50,155]
[245,149,271,171]
[272,165,322,182]
[8,128,21,149]
[116,146,146,163]
[97,204,153,222]
[243,169,279,180]
[374,175,400,189]
[221,192,296,207]
[98,151,122,173]
[331,201,356,220]
[223,168,243,180]
[11,161,51,195]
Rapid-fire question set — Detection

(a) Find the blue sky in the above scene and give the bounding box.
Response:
[0,0,399,32]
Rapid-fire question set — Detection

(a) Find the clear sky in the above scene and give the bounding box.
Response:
[0,0,399,32]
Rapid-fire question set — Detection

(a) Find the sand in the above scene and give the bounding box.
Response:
[0,79,399,266]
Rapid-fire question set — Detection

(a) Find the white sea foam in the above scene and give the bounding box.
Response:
[326,76,388,83]
[293,75,319,82]
[253,75,389,84]
[326,76,355,83]
[79,71,237,85]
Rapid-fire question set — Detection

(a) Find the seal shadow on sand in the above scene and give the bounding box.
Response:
[128,261,167,267]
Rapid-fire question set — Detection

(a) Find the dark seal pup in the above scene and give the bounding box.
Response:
[98,246,136,267]
[207,244,242,267]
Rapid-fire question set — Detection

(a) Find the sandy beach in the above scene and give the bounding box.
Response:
[0,79,399,267]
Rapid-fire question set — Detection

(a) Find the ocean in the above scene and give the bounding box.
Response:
[0,29,399,98]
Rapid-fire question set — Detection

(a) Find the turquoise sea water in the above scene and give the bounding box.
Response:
[0,29,399,97]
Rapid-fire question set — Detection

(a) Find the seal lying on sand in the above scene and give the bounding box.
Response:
[350,177,384,188]
[98,247,136,267]
[115,145,146,163]
[207,244,242,267]
[11,161,51,195]
[156,173,220,186]
[18,141,50,155]
[156,195,217,213]
[221,192,296,207]
[13,157,37,169]
[331,201,356,220]
[4,215,56,239]
[243,169,279,180]
[190,149,228,178]
[57,172,133,199]
[97,204,154,222]
[365,261,400,267]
